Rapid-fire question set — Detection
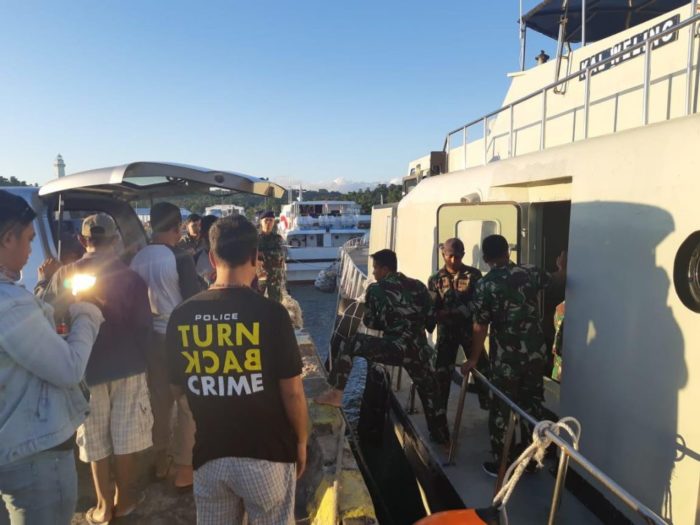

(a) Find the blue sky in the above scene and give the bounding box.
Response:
[0,1,553,189]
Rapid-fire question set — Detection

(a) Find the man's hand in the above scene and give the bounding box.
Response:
[296,442,307,480]
[38,257,61,282]
[461,359,478,376]
[556,251,567,272]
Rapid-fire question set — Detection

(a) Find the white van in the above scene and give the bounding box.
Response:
[5,162,283,290]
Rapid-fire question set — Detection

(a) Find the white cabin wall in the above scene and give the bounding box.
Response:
[394,172,491,282]
[561,113,700,525]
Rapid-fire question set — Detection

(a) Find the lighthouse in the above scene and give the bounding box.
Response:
[53,154,66,178]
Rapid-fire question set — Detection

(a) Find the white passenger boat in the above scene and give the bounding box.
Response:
[278,199,370,282]
[337,1,700,523]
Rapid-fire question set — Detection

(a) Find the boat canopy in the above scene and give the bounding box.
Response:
[522,0,689,43]
[39,162,285,200]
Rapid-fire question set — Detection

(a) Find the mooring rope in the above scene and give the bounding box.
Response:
[492,417,582,524]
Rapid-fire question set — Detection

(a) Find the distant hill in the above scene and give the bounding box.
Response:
[139,184,403,218]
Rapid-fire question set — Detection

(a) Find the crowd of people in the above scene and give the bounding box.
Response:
[0,190,303,525]
[0,184,567,524]
[316,236,566,477]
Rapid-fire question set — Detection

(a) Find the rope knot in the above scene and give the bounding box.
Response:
[491,417,582,512]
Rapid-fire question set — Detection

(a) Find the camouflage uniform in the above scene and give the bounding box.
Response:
[428,264,490,411]
[471,262,551,459]
[257,231,286,302]
[328,272,449,443]
[178,233,202,256]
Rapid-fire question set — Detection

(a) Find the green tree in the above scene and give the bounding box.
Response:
[135,183,404,218]
[0,176,32,187]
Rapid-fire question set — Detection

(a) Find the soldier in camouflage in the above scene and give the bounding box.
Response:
[461,234,566,476]
[316,249,450,444]
[428,238,489,411]
[178,213,203,255]
[256,210,286,302]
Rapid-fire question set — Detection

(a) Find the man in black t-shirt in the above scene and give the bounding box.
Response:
[166,215,308,525]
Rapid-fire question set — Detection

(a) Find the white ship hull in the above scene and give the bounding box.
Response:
[286,246,342,282]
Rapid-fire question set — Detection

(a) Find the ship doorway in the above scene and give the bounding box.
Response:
[529,201,570,416]
[532,201,570,352]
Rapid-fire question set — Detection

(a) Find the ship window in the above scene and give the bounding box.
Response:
[673,231,700,313]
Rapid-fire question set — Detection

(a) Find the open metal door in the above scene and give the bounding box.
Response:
[436,202,521,273]
[38,162,285,201]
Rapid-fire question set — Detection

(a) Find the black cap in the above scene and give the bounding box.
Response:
[0,190,36,230]
[260,211,275,219]
[442,237,465,256]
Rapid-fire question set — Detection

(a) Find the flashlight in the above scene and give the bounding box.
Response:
[71,274,97,296]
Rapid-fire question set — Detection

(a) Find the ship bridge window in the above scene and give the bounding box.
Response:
[673,231,700,313]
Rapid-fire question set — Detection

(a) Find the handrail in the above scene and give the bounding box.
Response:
[442,8,700,163]
[451,368,667,525]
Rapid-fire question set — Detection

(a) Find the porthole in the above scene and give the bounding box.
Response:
[673,231,700,313]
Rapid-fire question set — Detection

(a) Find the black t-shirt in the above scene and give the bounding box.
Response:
[166,286,302,469]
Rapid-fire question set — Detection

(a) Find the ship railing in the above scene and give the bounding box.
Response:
[443,2,700,171]
[446,368,667,525]
[337,236,369,301]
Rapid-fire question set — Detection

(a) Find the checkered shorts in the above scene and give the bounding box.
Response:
[194,457,296,525]
[76,373,153,462]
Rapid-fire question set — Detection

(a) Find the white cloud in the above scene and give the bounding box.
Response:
[306,178,378,192]
[277,177,397,193]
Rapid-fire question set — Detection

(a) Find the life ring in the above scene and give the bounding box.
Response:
[289,238,302,248]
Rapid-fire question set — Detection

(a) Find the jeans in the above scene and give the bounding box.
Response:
[0,449,77,525]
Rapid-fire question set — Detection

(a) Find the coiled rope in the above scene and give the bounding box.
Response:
[492,417,582,524]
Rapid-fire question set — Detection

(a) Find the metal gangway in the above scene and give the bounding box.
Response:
[335,240,669,525]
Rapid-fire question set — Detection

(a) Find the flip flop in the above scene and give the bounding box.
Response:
[85,507,111,525]
[114,492,145,519]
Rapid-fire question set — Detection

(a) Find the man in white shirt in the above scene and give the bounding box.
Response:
[131,202,201,489]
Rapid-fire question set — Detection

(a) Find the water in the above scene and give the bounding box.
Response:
[289,284,430,525]
[288,283,367,424]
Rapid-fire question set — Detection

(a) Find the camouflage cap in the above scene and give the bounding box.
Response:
[442,237,465,256]
[81,213,117,239]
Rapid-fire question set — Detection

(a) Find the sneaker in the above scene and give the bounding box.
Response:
[482,461,499,478]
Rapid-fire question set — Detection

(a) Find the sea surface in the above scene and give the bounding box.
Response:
[288,283,367,424]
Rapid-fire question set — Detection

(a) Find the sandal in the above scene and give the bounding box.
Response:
[85,507,111,525]
[114,492,145,519]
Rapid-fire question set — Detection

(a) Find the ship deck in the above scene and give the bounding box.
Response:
[390,371,604,524]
